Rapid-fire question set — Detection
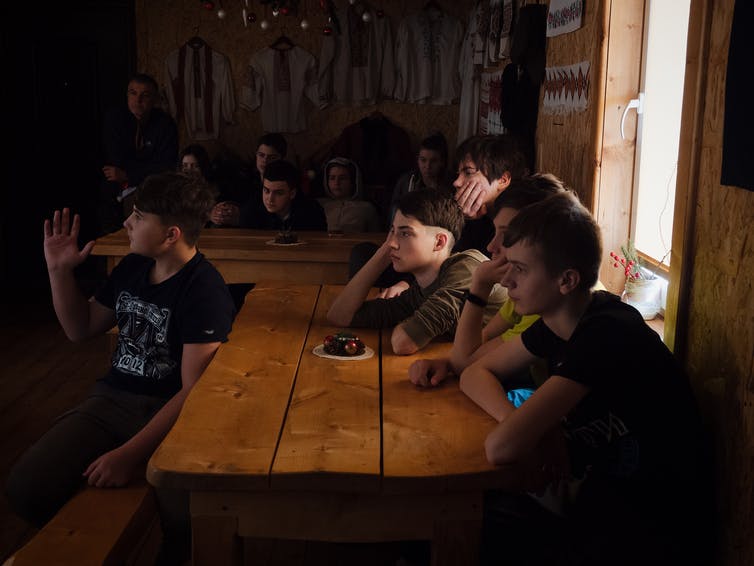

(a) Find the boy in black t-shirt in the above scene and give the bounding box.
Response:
[461,192,709,565]
[7,173,236,558]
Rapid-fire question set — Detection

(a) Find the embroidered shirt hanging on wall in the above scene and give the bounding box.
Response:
[543,61,590,115]
[546,0,584,37]
[165,41,235,140]
[394,6,464,105]
[318,4,395,107]
[240,46,319,133]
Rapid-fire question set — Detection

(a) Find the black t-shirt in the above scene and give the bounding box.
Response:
[521,292,703,512]
[95,252,236,398]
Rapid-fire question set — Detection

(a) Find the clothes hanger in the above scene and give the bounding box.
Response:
[270,27,294,50]
[187,26,205,48]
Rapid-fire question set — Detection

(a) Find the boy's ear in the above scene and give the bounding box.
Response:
[165,225,182,244]
[558,268,581,294]
[497,171,512,190]
[433,231,449,251]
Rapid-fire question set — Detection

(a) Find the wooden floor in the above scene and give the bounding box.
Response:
[0,295,423,566]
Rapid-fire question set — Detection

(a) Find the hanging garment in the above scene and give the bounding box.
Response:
[165,42,235,140]
[240,46,319,133]
[318,5,394,107]
[394,7,464,105]
[497,0,514,59]
[487,0,503,65]
[457,0,487,142]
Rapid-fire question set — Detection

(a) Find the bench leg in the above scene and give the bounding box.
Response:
[192,515,241,566]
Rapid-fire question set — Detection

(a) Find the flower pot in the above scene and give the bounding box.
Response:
[621,278,661,320]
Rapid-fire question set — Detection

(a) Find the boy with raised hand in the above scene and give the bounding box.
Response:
[327,189,506,355]
[461,192,706,565]
[408,174,566,389]
[7,173,236,540]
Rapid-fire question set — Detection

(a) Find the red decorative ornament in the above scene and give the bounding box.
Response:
[344,341,358,355]
[202,0,215,10]
[323,25,333,35]
[280,6,290,15]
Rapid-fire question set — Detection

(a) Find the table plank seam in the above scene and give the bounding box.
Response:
[266,284,323,488]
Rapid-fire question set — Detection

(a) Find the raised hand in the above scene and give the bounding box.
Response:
[43,208,95,273]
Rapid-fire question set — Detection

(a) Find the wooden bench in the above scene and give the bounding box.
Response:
[5,480,160,566]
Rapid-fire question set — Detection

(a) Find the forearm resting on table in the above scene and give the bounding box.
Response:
[391,324,420,355]
[459,363,514,423]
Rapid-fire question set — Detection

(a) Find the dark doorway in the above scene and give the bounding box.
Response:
[1,2,135,297]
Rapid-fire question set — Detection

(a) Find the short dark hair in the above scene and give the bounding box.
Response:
[396,189,465,243]
[456,134,528,183]
[503,192,601,291]
[179,144,211,176]
[258,133,287,157]
[420,132,448,167]
[129,73,158,92]
[492,173,568,215]
[135,172,216,246]
[263,160,300,192]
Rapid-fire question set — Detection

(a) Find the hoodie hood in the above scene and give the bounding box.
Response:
[323,157,364,200]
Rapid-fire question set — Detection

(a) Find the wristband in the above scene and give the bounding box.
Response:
[463,290,488,308]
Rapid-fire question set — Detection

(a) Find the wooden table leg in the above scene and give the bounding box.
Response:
[431,518,482,566]
[192,515,241,566]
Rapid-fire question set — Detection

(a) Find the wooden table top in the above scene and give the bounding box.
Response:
[147,283,512,495]
[92,228,386,263]
[92,229,388,285]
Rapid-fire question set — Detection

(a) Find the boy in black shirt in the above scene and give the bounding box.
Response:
[461,192,708,565]
[7,173,235,547]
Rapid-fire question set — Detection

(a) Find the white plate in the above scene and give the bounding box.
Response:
[312,344,375,361]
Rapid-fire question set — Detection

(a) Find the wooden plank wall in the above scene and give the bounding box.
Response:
[682,0,754,563]
[535,0,606,207]
[134,0,472,166]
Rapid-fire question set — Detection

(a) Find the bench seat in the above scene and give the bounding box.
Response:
[6,479,160,566]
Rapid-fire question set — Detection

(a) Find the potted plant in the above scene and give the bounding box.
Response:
[610,240,662,320]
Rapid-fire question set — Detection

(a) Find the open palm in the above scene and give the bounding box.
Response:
[43,208,96,272]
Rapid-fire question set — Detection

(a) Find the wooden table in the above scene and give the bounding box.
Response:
[147,283,524,566]
[91,229,386,285]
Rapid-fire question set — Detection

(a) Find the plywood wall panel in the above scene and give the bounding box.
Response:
[135,0,469,167]
[535,0,605,205]
[682,0,754,563]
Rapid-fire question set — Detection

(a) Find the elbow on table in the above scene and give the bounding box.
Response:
[326,308,352,328]
[390,328,419,356]
[484,430,521,467]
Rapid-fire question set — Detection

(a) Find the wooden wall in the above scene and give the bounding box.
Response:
[535,0,605,207]
[134,0,472,167]
[682,0,754,563]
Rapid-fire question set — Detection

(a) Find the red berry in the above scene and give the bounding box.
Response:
[613,262,619,268]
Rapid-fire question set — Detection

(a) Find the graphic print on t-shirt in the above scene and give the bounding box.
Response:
[113,291,176,381]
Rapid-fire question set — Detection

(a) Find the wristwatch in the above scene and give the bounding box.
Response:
[463,290,488,308]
